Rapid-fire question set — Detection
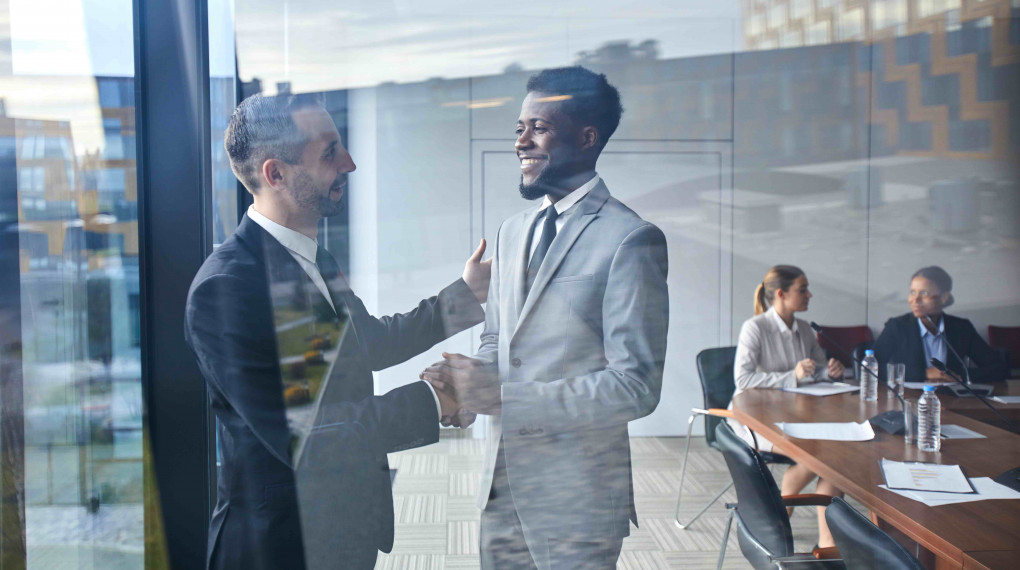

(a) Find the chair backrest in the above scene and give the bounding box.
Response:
[715,422,793,568]
[696,346,737,448]
[816,325,874,368]
[988,325,1020,369]
[826,497,924,570]
[851,340,875,382]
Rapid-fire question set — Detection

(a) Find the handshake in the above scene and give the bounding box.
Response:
[420,352,502,428]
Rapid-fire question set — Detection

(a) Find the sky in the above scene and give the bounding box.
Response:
[0,0,745,154]
[234,0,743,93]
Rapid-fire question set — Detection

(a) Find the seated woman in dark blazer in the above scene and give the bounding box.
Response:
[874,266,1007,384]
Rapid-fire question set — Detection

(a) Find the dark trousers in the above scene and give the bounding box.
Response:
[479,442,623,570]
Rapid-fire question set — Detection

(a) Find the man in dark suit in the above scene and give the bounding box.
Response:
[874,266,1006,384]
[874,313,1007,384]
[185,93,488,569]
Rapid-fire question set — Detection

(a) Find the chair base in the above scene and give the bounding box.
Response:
[675,480,733,530]
[676,412,732,530]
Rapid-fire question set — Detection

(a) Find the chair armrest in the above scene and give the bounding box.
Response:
[691,408,733,418]
[812,546,840,560]
[781,494,834,507]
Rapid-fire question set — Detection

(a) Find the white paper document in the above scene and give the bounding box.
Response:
[880,459,973,493]
[991,395,1020,404]
[775,421,875,441]
[782,382,860,396]
[939,424,986,440]
[880,477,1020,507]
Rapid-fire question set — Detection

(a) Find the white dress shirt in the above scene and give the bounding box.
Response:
[729,306,828,452]
[248,205,335,312]
[527,174,600,262]
[248,205,443,419]
[732,306,828,399]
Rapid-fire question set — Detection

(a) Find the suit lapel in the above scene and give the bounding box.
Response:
[942,314,966,375]
[236,216,357,469]
[514,182,610,334]
[513,208,543,319]
[233,216,301,468]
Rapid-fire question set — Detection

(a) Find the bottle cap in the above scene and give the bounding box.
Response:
[864,349,875,356]
[922,385,936,392]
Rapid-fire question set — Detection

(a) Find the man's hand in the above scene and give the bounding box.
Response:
[925,366,950,382]
[441,409,478,429]
[826,358,845,379]
[436,382,459,419]
[795,358,816,380]
[432,381,478,428]
[462,239,492,304]
[422,352,501,415]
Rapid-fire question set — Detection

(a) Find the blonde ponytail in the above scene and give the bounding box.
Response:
[753,282,768,315]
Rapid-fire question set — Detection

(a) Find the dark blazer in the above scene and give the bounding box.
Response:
[184,215,483,570]
[873,312,1007,384]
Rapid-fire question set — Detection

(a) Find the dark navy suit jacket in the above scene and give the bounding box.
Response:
[873,312,1007,384]
[184,215,483,569]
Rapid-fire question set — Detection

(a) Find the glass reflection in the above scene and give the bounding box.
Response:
[0,1,157,568]
[214,0,1017,565]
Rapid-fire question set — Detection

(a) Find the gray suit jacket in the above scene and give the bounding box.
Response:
[475,181,669,541]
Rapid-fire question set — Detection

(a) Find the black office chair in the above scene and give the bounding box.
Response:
[675,347,795,529]
[715,422,844,570]
[825,497,924,570]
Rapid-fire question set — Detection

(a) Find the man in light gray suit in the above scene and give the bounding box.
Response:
[424,67,669,569]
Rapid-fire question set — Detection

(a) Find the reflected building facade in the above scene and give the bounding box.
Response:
[5,71,147,567]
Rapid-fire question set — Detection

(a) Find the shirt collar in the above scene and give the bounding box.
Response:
[917,315,945,338]
[767,306,798,334]
[540,173,600,215]
[247,205,319,265]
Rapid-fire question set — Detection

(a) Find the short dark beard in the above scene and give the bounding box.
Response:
[291,171,345,218]
[519,164,567,201]
[519,176,546,201]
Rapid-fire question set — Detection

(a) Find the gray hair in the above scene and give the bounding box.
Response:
[224,92,325,193]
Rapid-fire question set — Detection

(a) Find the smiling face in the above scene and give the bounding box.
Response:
[286,105,356,218]
[909,276,948,319]
[515,92,589,200]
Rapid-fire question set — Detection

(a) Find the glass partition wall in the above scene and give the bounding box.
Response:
[0,0,1015,568]
[0,0,157,567]
[208,0,1019,567]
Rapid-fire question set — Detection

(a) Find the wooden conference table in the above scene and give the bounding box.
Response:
[941,380,1020,432]
[731,387,1020,570]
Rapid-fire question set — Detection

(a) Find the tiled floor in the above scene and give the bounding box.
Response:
[379,431,854,569]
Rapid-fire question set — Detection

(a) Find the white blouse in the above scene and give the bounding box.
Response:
[732,306,828,400]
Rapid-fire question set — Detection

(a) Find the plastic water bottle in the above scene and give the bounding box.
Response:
[917,385,942,452]
[860,349,878,402]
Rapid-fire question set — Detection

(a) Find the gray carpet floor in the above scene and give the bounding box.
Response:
[378,430,858,569]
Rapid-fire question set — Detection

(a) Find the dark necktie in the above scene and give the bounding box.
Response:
[525,206,559,295]
[314,246,344,316]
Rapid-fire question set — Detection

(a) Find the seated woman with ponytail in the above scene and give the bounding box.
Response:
[729,265,845,548]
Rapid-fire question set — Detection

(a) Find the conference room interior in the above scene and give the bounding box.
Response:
[1,0,1019,568]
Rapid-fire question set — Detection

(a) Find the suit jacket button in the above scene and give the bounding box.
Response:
[511,358,522,368]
